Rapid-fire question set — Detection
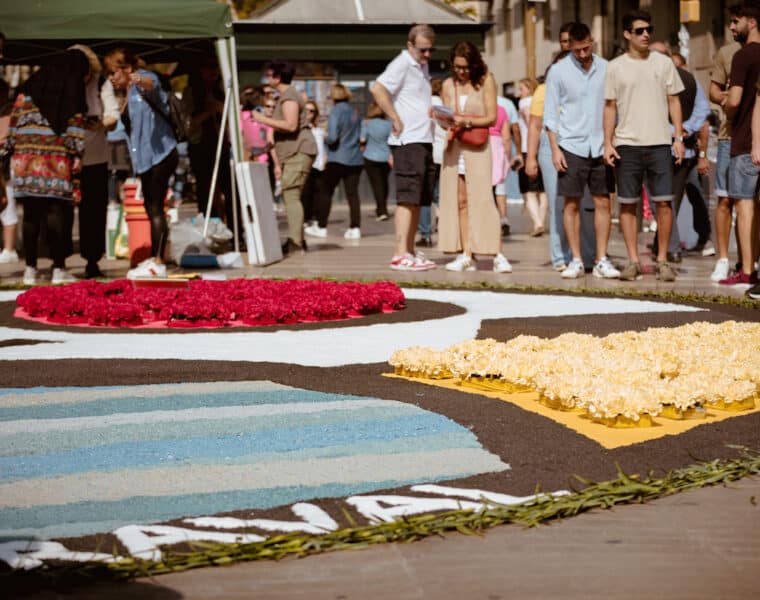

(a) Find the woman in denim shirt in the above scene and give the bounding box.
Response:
[105,48,178,278]
[308,84,363,240]
[360,102,392,221]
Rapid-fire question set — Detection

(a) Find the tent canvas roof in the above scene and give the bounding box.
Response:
[0,0,232,63]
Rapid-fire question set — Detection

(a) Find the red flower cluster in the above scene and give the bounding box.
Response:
[16,279,406,328]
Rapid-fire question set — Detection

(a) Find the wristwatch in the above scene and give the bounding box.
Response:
[698,150,707,158]
[674,136,684,142]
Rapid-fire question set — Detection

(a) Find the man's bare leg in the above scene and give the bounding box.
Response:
[619,203,640,263]
[394,203,420,256]
[592,194,612,261]
[563,197,582,259]
[714,196,734,261]
[654,200,673,263]
[735,198,755,275]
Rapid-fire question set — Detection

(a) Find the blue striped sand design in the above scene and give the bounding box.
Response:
[0,382,509,539]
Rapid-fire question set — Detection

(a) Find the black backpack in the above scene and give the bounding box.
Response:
[133,73,190,143]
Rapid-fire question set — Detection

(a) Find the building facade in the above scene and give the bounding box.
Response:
[475,0,729,98]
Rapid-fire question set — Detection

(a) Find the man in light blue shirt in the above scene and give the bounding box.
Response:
[543,22,619,279]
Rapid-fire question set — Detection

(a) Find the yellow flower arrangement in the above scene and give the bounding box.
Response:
[388,321,760,426]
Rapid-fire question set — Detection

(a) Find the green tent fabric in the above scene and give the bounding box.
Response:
[0,0,232,41]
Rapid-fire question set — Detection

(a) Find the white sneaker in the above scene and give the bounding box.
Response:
[710,258,730,282]
[493,253,512,273]
[445,254,476,272]
[52,268,77,284]
[561,258,585,279]
[0,249,18,263]
[701,241,716,257]
[304,224,327,238]
[592,256,621,279]
[22,266,37,285]
[126,258,167,279]
[344,227,361,240]
[413,251,436,270]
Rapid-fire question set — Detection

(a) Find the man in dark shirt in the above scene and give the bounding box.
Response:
[723,1,760,285]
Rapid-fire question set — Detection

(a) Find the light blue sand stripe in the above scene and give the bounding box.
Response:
[0,385,123,396]
[0,399,409,435]
[0,418,472,481]
[0,447,507,509]
[0,381,291,407]
[0,389,385,422]
[0,404,423,456]
[0,476,487,540]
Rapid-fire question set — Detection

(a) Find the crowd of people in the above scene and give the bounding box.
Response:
[362,4,760,299]
[1,3,760,298]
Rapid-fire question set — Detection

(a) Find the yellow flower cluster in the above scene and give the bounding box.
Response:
[389,321,760,423]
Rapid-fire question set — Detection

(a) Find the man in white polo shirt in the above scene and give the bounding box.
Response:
[372,24,437,271]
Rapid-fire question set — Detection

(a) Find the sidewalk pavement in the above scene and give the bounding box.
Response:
[24,476,760,599]
[0,200,751,301]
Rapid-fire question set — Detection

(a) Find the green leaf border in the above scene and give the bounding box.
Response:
[4,448,759,587]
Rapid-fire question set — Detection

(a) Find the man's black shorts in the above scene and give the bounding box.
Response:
[518,153,544,193]
[391,143,434,206]
[556,148,615,198]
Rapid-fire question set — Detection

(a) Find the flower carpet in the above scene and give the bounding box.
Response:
[0,286,758,581]
[388,321,760,443]
[14,279,406,328]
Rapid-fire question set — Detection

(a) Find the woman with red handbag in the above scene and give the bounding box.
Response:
[438,42,511,273]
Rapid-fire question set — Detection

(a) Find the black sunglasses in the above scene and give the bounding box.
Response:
[414,46,436,54]
[630,25,654,35]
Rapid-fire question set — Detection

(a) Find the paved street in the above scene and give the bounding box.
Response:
[0,198,751,301]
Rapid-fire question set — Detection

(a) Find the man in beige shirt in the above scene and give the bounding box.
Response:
[603,10,685,282]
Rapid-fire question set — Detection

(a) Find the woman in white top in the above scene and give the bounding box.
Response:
[300,99,325,229]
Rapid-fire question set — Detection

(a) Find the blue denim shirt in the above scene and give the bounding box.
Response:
[360,117,392,162]
[543,54,607,158]
[125,70,177,174]
[679,81,711,159]
[325,101,363,166]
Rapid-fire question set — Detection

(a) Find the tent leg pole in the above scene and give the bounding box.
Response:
[230,157,239,253]
[203,83,232,239]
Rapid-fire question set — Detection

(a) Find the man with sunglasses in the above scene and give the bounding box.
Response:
[372,24,437,271]
[604,10,685,282]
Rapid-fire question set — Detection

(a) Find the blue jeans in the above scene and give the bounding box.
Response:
[728,154,760,200]
[538,132,570,267]
[714,139,730,198]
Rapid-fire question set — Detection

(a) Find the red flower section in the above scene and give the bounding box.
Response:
[15,279,406,329]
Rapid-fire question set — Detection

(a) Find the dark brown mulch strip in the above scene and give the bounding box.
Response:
[0,299,463,334]
[478,303,760,340]
[0,339,60,348]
